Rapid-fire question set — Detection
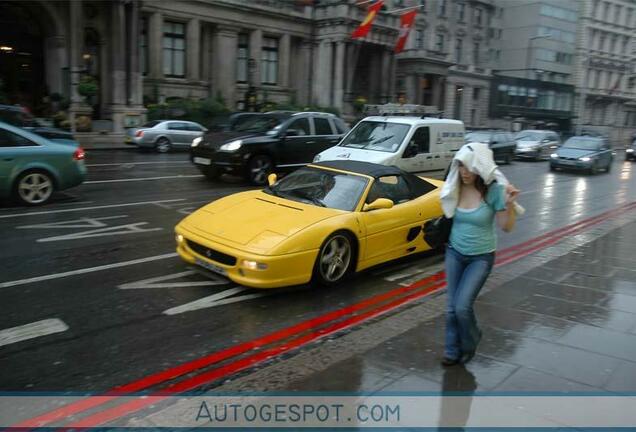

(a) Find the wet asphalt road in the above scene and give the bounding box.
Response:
[0,149,634,391]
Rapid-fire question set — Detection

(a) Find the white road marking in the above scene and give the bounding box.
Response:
[0,319,68,348]
[0,199,185,219]
[85,175,203,184]
[17,215,128,230]
[85,161,191,167]
[36,222,162,243]
[118,270,228,289]
[0,253,178,289]
[163,287,275,315]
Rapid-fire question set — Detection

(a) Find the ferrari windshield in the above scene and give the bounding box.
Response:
[264,167,369,211]
[339,121,410,153]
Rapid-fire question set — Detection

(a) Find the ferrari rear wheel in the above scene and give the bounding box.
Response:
[313,232,354,286]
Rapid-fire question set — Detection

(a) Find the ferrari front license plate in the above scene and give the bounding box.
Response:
[193,157,211,166]
[195,258,227,276]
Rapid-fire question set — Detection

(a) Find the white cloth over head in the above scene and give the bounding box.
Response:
[440,142,524,218]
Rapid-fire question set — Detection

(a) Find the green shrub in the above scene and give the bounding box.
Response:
[78,75,98,98]
[146,98,229,127]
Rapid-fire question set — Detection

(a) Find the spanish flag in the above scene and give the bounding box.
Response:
[351,1,384,39]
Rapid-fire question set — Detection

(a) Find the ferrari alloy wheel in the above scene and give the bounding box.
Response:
[247,155,273,185]
[315,233,353,286]
[15,170,54,206]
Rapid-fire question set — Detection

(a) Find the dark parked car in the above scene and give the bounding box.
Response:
[190,111,349,184]
[550,136,613,174]
[207,112,266,132]
[0,104,78,146]
[464,130,517,164]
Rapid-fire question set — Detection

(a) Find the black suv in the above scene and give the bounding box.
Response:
[464,129,517,164]
[0,104,77,143]
[190,111,349,184]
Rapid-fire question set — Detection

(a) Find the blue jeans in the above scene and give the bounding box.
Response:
[444,245,495,360]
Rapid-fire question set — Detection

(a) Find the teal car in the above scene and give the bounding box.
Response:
[0,122,87,206]
[550,136,613,175]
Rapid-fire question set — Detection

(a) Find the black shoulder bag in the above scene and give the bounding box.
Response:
[423,216,453,250]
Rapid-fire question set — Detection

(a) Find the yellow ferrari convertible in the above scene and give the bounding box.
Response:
[175,160,443,288]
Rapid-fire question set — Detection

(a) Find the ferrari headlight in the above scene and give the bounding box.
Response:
[627,148,634,153]
[550,153,558,158]
[191,137,202,147]
[579,157,592,162]
[220,140,242,151]
[176,234,184,244]
[242,260,268,270]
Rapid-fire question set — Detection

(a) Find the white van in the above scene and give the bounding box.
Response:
[313,116,465,174]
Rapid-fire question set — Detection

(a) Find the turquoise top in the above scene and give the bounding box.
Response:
[449,183,507,256]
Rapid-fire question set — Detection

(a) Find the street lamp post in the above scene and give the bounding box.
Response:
[526,34,552,79]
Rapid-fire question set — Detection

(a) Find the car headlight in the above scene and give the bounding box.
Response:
[220,140,242,151]
[241,260,268,270]
[176,234,184,244]
[313,154,321,162]
[191,137,202,148]
[579,157,592,162]
[627,148,634,153]
[550,153,558,158]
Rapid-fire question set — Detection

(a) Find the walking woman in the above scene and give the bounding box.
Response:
[439,143,519,366]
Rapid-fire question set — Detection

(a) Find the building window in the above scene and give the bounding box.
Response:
[610,34,618,54]
[437,0,446,17]
[598,32,605,51]
[261,37,278,85]
[420,0,426,11]
[627,9,634,27]
[473,87,480,100]
[623,36,630,54]
[416,30,425,49]
[237,34,249,83]
[455,38,463,63]
[591,0,598,18]
[435,34,445,52]
[456,3,465,21]
[473,42,480,64]
[140,17,148,75]
[474,8,482,25]
[604,1,610,21]
[614,5,622,23]
[163,21,185,77]
[540,4,577,22]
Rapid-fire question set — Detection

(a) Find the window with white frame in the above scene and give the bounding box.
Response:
[261,37,279,85]
[456,3,465,21]
[437,0,446,17]
[237,34,249,83]
[163,21,186,77]
[416,29,425,49]
[455,38,463,63]
[474,8,482,25]
[473,42,480,64]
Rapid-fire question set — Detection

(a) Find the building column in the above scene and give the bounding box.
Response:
[44,36,67,97]
[405,74,417,104]
[249,29,262,86]
[333,41,346,111]
[201,25,212,85]
[344,42,360,104]
[431,75,443,110]
[312,39,333,107]
[444,80,455,118]
[213,26,238,108]
[128,0,143,106]
[68,0,92,132]
[186,18,200,81]
[110,1,126,106]
[380,49,391,103]
[148,12,163,80]
[297,39,312,105]
[389,54,397,102]
[279,33,291,88]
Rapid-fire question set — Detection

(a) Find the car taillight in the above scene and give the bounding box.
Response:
[135,130,144,137]
[73,147,85,161]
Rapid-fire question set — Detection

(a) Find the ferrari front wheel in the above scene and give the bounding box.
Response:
[313,232,354,286]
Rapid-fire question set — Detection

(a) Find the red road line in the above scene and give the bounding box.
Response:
[14,200,636,428]
[65,281,447,428]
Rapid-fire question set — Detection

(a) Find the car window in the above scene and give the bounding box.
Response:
[0,129,38,147]
[409,127,430,154]
[313,117,333,135]
[167,122,186,131]
[286,118,311,136]
[186,123,203,132]
[366,175,411,205]
[465,131,492,143]
[340,121,410,153]
[332,118,348,135]
[142,121,161,128]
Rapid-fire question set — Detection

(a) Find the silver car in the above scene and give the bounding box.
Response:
[125,120,207,153]
[514,130,561,161]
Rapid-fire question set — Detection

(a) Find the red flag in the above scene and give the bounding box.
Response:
[351,1,384,39]
[394,9,418,53]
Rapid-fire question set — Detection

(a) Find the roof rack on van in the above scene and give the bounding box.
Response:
[363,103,444,118]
